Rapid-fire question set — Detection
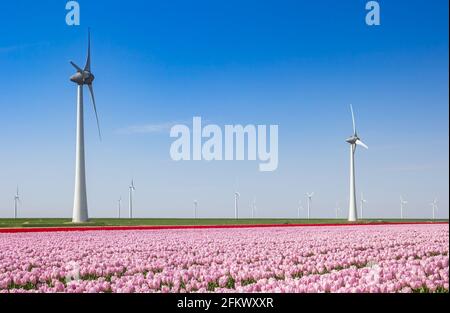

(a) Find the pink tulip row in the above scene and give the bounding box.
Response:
[0,224,448,293]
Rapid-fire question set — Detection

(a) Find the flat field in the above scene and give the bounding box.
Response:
[0,223,447,293]
[0,218,447,228]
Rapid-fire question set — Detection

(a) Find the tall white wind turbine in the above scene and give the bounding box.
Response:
[400,196,407,219]
[70,29,101,223]
[360,193,367,219]
[193,200,198,219]
[129,180,136,218]
[346,105,368,221]
[234,192,240,219]
[14,186,20,219]
[306,192,314,219]
[431,199,438,220]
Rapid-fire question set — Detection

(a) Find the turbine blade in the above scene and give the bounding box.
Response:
[70,61,83,72]
[87,84,101,140]
[84,29,91,72]
[355,139,368,149]
[350,104,356,136]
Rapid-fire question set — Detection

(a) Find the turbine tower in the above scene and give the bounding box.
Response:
[346,105,368,222]
[14,186,20,219]
[70,29,101,223]
[251,197,256,219]
[118,197,122,219]
[400,196,407,219]
[431,199,438,220]
[129,180,136,218]
[234,192,240,219]
[193,200,198,219]
[306,192,314,219]
[360,193,367,219]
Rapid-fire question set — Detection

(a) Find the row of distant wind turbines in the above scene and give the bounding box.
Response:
[10,184,440,220]
[206,192,439,220]
[8,30,441,222]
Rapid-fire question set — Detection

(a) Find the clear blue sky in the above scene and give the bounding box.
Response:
[0,0,448,219]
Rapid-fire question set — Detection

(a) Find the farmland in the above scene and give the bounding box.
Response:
[0,218,446,229]
[0,223,448,293]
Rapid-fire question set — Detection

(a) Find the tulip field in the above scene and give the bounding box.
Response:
[0,224,448,293]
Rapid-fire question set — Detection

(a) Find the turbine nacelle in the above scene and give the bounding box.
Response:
[70,66,95,85]
[14,186,20,200]
[346,135,368,149]
[70,68,95,85]
[400,196,407,205]
[346,135,359,145]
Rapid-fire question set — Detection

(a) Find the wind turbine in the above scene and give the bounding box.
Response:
[360,193,367,219]
[70,29,101,223]
[234,192,240,219]
[14,186,20,219]
[251,197,256,219]
[193,200,198,219]
[129,180,136,219]
[297,200,303,219]
[430,199,438,220]
[346,105,368,222]
[118,197,122,219]
[306,192,314,219]
[400,196,407,219]
[335,201,340,219]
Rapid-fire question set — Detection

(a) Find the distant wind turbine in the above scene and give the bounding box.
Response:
[118,197,122,219]
[431,199,438,220]
[70,29,101,223]
[400,196,407,219]
[360,193,367,219]
[129,180,136,219]
[346,105,368,221]
[298,200,303,219]
[234,192,240,219]
[193,200,198,219]
[251,197,256,219]
[306,192,314,219]
[14,186,20,219]
[335,201,340,219]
